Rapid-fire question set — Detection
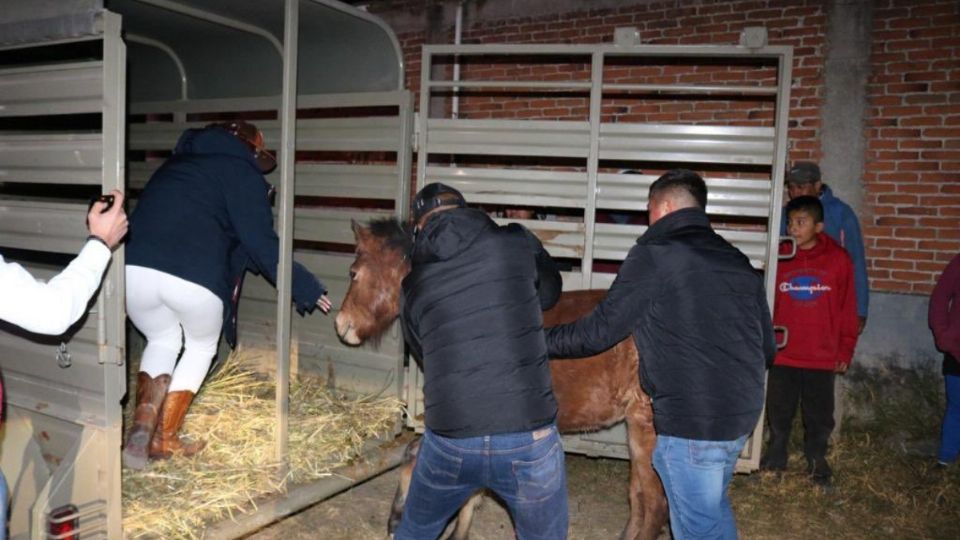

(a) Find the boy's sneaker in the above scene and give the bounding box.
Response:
[806,458,833,486]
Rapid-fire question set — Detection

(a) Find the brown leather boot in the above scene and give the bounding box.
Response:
[122,372,170,470]
[148,390,206,460]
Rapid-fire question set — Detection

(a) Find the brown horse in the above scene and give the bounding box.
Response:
[335,218,667,540]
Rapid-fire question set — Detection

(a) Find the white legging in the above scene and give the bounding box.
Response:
[126,265,223,393]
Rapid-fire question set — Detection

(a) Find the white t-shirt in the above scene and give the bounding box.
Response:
[0,240,112,335]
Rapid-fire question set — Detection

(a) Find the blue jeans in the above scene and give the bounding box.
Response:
[939,374,960,464]
[395,425,568,540]
[653,434,747,540]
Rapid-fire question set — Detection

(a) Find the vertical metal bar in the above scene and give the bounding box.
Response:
[743,47,794,473]
[100,11,126,539]
[415,48,433,195]
[767,48,793,309]
[583,51,604,288]
[395,91,414,403]
[275,0,299,474]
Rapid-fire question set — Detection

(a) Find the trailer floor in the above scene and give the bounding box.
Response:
[242,453,631,540]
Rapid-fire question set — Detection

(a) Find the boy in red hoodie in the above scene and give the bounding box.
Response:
[761,196,859,486]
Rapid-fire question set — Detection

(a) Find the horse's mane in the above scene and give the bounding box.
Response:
[367,217,413,259]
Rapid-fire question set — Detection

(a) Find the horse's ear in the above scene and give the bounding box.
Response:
[351,219,367,241]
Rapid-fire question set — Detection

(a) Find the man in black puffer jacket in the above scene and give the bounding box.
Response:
[396,183,566,540]
[547,170,776,540]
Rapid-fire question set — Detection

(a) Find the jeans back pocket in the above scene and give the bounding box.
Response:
[418,437,464,489]
[512,441,563,502]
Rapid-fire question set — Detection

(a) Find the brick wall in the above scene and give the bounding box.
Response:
[864,0,960,295]
[367,0,960,296]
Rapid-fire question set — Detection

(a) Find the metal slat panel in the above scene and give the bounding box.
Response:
[129,117,402,153]
[425,119,590,158]
[0,61,103,117]
[425,166,587,208]
[0,199,88,253]
[491,217,585,259]
[593,223,768,269]
[0,133,102,185]
[129,161,399,200]
[599,123,775,165]
[293,164,398,199]
[598,172,772,216]
[274,208,394,245]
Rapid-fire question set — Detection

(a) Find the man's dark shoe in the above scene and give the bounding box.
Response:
[811,473,833,489]
[759,458,786,472]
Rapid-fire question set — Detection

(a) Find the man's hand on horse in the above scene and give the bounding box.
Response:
[316,294,333,314]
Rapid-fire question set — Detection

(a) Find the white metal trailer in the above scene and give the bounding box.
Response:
[0,1,411,538]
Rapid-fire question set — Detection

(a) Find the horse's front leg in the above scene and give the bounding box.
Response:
[622,388,667,540]
[387,437,421,538]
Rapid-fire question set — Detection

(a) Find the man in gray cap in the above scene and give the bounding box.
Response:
[782,161,869,334]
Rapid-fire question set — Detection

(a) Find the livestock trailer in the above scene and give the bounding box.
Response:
[0,1,790,537]
[0,1,411,537]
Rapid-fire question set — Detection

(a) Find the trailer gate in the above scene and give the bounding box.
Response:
[0,12,127,539]
[411,42,792,472]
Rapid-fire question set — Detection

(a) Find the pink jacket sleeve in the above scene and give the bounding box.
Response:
[930,253,960,358]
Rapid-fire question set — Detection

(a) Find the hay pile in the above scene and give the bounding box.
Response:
[121,349,403,539]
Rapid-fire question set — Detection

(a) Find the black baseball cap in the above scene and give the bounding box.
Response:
[786,161,821,184]
[412,182,467,221]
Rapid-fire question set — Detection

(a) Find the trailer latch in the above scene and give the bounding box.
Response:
[56,342,72,369]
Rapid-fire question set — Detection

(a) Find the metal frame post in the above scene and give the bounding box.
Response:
[275,0,300,475]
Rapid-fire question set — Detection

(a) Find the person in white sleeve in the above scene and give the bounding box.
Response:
[0,190,127,540]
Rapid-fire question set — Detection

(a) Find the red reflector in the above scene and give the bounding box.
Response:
[48,504,79,540]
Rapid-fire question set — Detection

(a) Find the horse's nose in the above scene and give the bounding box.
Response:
[335,311,361,345]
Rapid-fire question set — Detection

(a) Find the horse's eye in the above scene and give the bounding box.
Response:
[349,270,357,280]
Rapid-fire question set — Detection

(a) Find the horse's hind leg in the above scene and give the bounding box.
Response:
[622,390,668,540]
[441,491,482,540]
[387,437,421,537]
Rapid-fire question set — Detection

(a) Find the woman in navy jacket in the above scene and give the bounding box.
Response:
[121,122,330,469]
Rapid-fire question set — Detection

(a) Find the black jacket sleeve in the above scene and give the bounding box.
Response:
[512,224,562,311]
[221,162,325,314]
[546,243,655,358]
[400,292,423,369]
[758,280,777,368]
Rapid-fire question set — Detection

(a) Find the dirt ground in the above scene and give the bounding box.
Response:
[241,436,959,540]
[239,369,960,540]
[243,452,633,540]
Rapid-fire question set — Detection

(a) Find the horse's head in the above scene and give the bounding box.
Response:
[335,217,412,346]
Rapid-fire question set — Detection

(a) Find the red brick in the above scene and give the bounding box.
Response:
[896,227,938,239]
[892,270,933,281]
[867,248,893,259]
[893,249,936,261]
[876,216,916,226]
[898,206,941,216]
[874,280,915,293]
[920,240,960,251]
[877,194,918,205]
[913,282,936,295]
[876,238,917,249]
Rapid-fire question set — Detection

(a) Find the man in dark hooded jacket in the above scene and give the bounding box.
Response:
[121,121,331,470]
[547,169,776,540]
[395,183,566,540]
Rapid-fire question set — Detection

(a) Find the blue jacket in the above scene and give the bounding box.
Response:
[780,185,869,319]
[127,127,325,347]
